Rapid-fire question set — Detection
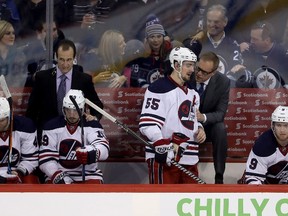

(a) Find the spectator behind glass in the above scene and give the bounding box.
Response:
[0,20,26,87]
[229,0,288,48]
[23,19,65,87]
[241,21,288,89]
[79,29,127,88]
[15,0,73,39]
[126,14,172,88]
[70,0,117,52]
[122,39,145,87]
[15,0,47,38]
[189,4,252,88]
[0,0,21,36]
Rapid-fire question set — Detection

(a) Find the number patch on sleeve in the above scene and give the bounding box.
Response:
[249,158,258,170]
[145,98,160,110]
[41,135,49,146]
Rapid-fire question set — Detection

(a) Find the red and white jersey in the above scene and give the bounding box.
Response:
[245,129,288,184]
[139,76,202,165]
[0,116,38,176]
[39,116,109,182]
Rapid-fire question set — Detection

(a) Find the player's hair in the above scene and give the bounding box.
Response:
[199,52,219,71]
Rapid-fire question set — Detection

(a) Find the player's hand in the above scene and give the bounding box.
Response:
[76,146,99,165]
[171,132,189,161]
[196,127,206,143]
[84,113,97,121]
[279,178,288,184]
[153,139,174,166]
[52,171,74,184]
[196,109,205,122]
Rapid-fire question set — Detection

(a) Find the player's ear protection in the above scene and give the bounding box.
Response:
[175,62,180,70]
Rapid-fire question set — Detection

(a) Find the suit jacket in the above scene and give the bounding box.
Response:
[190,72,230,125]
[26,65,103,128]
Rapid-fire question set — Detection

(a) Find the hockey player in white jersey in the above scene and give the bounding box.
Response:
[39,89,109,184]
[0,97,38,183]
[139,47,206,184]
[245,106,288,184]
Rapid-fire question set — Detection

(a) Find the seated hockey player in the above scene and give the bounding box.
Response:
[39,89,109,184]
[245,106,288,184]
[0,97,38,184]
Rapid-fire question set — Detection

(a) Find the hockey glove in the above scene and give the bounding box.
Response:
[76,146,99,165]
[171,132,189,162]
[279,178,288,184]
[52,171,74,184]
[153,139,174,166]
[0,171,23,184]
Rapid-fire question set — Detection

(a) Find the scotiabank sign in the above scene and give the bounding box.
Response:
[225,89,287,161]
[12,88,288,162]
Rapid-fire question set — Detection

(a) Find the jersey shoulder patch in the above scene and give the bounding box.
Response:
[43,116,66,130]
[13,115,36,133]
[83,119,103,129]
[253,129,277,157]
[148,77,176,93]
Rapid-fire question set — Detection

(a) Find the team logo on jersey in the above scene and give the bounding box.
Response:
[253,66,284,89]
[0,146,20,167]
[147,69,164,84]
[217,55,228,75]
[266,160,288,184]
[178,100,196,130]
[59,139,82,169]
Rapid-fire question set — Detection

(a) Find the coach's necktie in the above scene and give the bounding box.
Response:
[197,83,205,96]
[57,74,67,115]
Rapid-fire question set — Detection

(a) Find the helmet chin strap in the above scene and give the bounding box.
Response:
[63,109,81,125]
[66,118,80,126]
[0,117,10,132]
[176,64,185,83]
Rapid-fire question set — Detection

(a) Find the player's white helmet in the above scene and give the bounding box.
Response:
[0,97,10,120]
[63,89,85,111]
[271,106,288,123]
[169,46,197,70]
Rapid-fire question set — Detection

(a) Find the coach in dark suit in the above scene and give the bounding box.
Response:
[26,39,103,132]
[190,51,230,184]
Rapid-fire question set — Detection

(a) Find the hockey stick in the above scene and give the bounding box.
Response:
[69,95,85,182]
[0,75,13,174]
[85,98,206,184]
